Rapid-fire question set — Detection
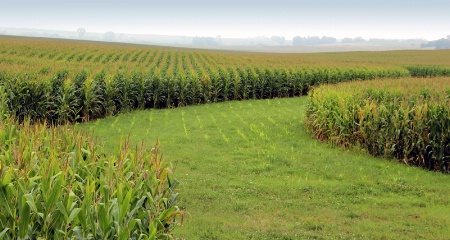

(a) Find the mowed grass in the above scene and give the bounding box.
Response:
[78,97,449,239]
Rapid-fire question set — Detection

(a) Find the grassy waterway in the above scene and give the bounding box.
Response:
[78,97,449,239]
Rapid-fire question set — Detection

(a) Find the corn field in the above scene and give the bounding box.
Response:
[306,77,450,172]
[0,116,183,238]
[2,37,450,124]
[1,36,450,237]
[0,37,187,238]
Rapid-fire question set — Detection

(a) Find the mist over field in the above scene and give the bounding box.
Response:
[1,0,449,40]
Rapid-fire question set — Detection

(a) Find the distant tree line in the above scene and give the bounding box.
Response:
[77,28,86,39]
[341,37,367,43]
[103,31,115,41]
[292,36,337,45]
[292,36,425,46]
[421,37,450,49]
[192,37,218,46]
[270,36,286,45]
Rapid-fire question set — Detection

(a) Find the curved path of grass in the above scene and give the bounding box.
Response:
[78,97,449,239]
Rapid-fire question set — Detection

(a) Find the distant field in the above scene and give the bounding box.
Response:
[1,35,450,77]
[171,42,424,53]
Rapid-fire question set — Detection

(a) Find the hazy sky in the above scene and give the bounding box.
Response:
[1,0,449,40]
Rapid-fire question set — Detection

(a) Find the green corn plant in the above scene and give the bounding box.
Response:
[47,70,69,124]
[130,71,145,110]
[152,73,167,109]
[290,68,304,96]
[272,68,283,98]
[160,51,172,77]
[109,71,128,114]
[142,72,155,109]
[246,67,257,99]
[0,86,8,119]
[264,68,275,98]
[218,67,230,101]
[236,67,248,100]
[190,72,203,104]
[253,67,264,99]
[67,70,87,122]
[165,72,179,108]
[279,68,290,98]
[82,71,107,121]
[55,82,77,125]
[177,73,191,107]
[227,67,239,101]
[0,118,184,239]
[209,68,222,103]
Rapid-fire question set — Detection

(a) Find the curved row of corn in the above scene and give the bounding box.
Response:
[0,66,409,124]
[306,78,450,172]
[406,65,450,77]
[0,116,183,239]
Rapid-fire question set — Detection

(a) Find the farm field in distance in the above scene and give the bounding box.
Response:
[1,36,449,239]
[1,35,450,78]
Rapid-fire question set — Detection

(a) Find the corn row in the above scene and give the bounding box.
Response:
[406,65,450,77]
[0,67,408,124]
[306,78,450,172]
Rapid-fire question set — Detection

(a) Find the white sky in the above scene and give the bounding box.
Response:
[1,0,449,40]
